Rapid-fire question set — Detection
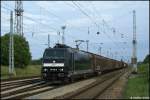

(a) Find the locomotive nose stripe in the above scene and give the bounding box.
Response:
[43,63,64,67]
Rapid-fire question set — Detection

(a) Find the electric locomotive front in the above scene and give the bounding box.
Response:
[41,47,69,82]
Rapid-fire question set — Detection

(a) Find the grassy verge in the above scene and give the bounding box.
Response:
[123,63,149,98]
[1,65,41,79]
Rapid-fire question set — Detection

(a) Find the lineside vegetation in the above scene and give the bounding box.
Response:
[123,54,149,98]
[1,34,31,68]
[1,65,41,79]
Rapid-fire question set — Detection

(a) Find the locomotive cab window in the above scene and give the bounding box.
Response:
[44,49,65,58]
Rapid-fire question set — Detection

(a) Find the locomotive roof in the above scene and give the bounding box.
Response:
[46,43,123,63]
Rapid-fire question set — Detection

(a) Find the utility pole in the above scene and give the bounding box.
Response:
[9,11,16,77]
[109,48,111,58]
[57,31,60,44]
[86,40,89,52]
[115,51,118,59]
[111,53,113,59]
[48,34,50,48]
[14,0,24,36]
[131,10,137,73]
[99,47,102,55]
[107,50,109,57]
[61,26,66,44]
[88,27,90,34]
[99,43,103,55]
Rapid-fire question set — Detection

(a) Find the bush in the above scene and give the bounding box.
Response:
[1,34,31,68]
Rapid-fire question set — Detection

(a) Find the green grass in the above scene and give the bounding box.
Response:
[1,65,41,79]
[123,63,149,98]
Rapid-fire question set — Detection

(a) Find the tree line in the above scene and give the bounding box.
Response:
[1,34,31,68]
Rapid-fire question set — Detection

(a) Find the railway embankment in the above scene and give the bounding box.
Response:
[123,63,149,99]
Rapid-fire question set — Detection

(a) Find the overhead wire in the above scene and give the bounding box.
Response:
[1,2,85,52]
[89,2,129,54]
[23,15,57,31]
[76,2,129,59]
[2,2,76,48]
[67,1,99,43]
[2,1,130,60]
[68,1,131,60]
[90,1,125,37]
[1,4,58,34]
[63,2,114,54]
[72,1,99,28]
[39,6,67,24]
[2,1,96,50]
[73,2,121,48]
[36,2,91,46]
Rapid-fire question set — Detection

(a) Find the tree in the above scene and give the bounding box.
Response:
[1,34,31,68]
[143,54,149,64]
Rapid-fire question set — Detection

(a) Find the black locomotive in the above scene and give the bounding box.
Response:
[41,43,127,83]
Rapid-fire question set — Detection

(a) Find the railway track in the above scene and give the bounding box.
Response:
[1,75,40,82]
[1,80,58,99]
[55,68,128,99]
[1,78,41,92]
[1,82,58,99]
[1,75,92,99]
[0,76,58,99]
[0,68,129,99]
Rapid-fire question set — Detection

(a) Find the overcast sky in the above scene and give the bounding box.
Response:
[1,1,149,62]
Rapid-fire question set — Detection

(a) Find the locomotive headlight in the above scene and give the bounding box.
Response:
[61,68,63,71]
[44,68,47,72]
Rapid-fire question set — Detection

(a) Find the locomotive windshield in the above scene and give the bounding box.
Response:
[44,49,65,58]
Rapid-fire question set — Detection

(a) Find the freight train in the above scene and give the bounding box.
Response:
[41,43,128,83]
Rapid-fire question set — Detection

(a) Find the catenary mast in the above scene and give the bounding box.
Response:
[9,11,16,77]
[131,10,137,73]
[14,0,24,36]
